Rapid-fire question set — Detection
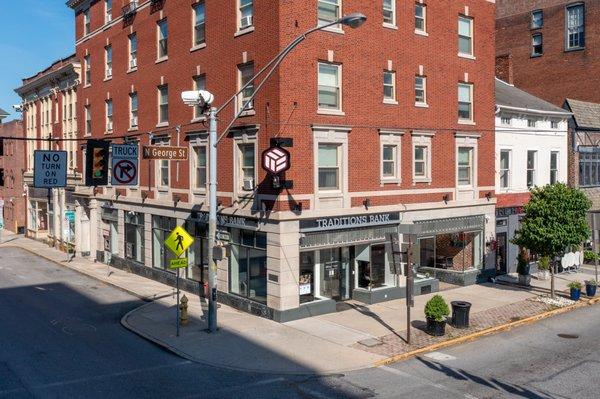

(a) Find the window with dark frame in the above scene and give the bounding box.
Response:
[531,10,543,28]
[532,34,543,56]
[566,3,585,50]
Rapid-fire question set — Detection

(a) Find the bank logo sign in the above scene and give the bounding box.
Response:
[33,150,68,188]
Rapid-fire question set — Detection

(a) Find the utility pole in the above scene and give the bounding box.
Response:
[206,107,218,333]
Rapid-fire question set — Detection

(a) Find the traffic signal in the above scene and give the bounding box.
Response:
[85,140,110,186]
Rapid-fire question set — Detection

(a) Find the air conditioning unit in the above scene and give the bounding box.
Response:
[106,67,112,78]
[240,15,253,29]
[107,121,113,131]
[130,116,138,127]
[243,177,254,191]
[130,57,137,69]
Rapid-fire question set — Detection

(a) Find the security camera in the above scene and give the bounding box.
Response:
[181,90,214,108]
[12,104,22,112]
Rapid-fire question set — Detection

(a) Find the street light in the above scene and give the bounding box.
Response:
[182,12,367,333]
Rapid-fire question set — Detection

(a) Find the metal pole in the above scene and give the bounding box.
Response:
[207,107,218,333]
[593,214,598,283]
[176,266,180,337]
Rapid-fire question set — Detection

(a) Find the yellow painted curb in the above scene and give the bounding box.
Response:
[374,298,597,367]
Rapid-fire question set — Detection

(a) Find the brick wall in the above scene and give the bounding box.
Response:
[0,120,27,232]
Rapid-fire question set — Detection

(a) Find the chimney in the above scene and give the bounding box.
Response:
[495,53,513,84]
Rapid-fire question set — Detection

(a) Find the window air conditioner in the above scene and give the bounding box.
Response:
[106,67,112,77]
[107,121,113,131]
[130,57,137,69]
[243,177,254,191]
[130,116,138,127]
[240,15,253,29]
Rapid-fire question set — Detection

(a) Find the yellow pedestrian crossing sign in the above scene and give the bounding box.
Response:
[164,226,194,257]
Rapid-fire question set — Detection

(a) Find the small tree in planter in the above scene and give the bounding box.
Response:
[513,184,591,298]
[568,281,583,301]
[517,250,531,286]
[424,295,450,336]
[538,256,550,281]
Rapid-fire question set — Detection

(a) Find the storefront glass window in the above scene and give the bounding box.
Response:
[125,212,144,263]
[417,231,483,272]
[186,220,208,283]
[370,244,386,288]
[152,216,177,271]
[229,230,267,303]
[299,252,316,304]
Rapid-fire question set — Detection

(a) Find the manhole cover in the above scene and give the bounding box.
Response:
[358,338,383,348]
[557,333,579,339]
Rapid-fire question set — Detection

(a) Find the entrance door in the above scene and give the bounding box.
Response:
[320,248,341,300]
[496,232,508,275]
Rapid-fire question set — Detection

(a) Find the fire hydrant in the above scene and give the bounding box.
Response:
[179,294,189,326]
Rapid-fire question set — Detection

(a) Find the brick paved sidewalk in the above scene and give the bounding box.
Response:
[352,299,554,358]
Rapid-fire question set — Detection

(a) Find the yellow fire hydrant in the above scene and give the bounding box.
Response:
[180,294,189,326]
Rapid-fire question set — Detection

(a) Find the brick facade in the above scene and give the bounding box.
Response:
[0,120,27,233]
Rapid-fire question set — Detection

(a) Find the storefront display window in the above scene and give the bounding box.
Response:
[418,231,483,272]
[229,229,267,304]
[299,252,315,304]
[125,212,144,263]
[152,216,177,271]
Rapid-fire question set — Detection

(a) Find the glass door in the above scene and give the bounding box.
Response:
[496,232,507,275]
[320,248,341,300]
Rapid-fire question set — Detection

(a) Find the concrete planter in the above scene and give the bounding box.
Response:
[426,317,447,336]
[518,274,531,287]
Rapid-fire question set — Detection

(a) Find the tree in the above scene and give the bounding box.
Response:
[512,183,591,298]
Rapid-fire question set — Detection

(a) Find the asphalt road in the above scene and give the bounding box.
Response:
[1,247,599,398]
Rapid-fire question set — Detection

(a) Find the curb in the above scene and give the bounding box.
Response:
[374,297,597,367]
[1,244,155,302]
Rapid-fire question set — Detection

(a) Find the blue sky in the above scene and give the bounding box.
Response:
[0,0,74,121]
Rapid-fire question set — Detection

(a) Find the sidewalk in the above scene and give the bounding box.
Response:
[1,233,595,375]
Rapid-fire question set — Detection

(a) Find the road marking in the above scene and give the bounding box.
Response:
[423,351,457,361]
[379,366,479,399]
[35,286,47,291]
[0,360,193,395]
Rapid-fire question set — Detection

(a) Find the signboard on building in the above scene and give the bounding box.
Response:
[142,146,188,160]
[111,144,139,186]
[33,151,68,188]
[299,212,401,232]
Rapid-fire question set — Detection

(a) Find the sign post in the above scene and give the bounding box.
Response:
[165,226,194,337]
[111,144,139,186]
[0,198,4,244]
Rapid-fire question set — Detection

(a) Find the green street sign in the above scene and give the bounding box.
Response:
[169,257,188,269]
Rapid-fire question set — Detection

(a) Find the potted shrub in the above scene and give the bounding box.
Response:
[568,281,583,301]
[517,250,531,286]
[424,295,450,336]
[583,250,598,264]
[537,256,550,281]
[585,279,597,297]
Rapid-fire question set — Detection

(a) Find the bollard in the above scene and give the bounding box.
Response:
[180,294,189,326]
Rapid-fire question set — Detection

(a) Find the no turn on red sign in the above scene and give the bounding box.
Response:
[111,144,138,186]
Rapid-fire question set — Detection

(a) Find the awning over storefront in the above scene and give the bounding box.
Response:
[414,215,485,236]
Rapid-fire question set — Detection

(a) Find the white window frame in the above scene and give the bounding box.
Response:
[84,55,91,86]
[527,150,537,188]
[458,15,474,58]
[383,0,396,28]
[105,99,113,133]
[379,130,403,184]
[129,92,138,130]
[317,0,343,32]
[499,149,511,190]
[415,75,427,106]
[193,74,207,120]
[457,146,474,187]
[193,144,208,192]
[157,19,168,61]
[232,130,258,199]
[105,0,112,24]
[415,3,427,35]
[458,83,474,123]
[157,85,169,126]
[85,105,91,136]
[383,70,397,104]
[550,151,559,184]
[551,120,559,129]
[237,63,255,115]
[237,0,254,32]
[105,45,112,79]
[317,62,343,114]
[83,8,90,35]
[500,116,512,126]
[128,33,137,71]
[412,132,433,183]
[527,118,537,128]
[313,126,350,208]
[193,2,206,48]
[158,159,170,190]
[565,3,585,51]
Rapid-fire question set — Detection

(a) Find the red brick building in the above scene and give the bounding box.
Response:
[66,0,497,320]
[0,120,27,233]
[15,55,81,249]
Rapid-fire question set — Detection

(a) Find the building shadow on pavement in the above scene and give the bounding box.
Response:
[416,357,552,399]
[347,303,406,342]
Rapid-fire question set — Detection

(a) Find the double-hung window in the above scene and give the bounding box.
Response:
[129,33,137,69]
[157,19,168,59]
[318,0,340,26]
[457,147,473,186]
[527,150,537,187]
[83,9,90,35]
[579,149,600,187]
[532,34,543,56]
[194,146,207,189]
[318,63,341,111]
[238,63,254,113]
[318,143,340,190]
[84,55,91,85]
[550,151,559,184]
[528,119,537,128]
[415,76,426,104]
[415,3,426,33]
[458,83,473,122]
[130,92,138,129]
[383,71,396,102]
[85,105,91,135]
[499,150,510,189]
[158,85,169,124]
[193,2,206,46]
[414,145,428,179]
[383,0,395,26]
[566,4,585,50]
[238,143,255,191]
[105,100,113,132]
[105,45,112,78]
[458,16,473,56]
[239,0,253,30]
[159,159,169,188]
[531,10,543,28]
[382,145,398,179]
[105,0,112,23]
[193,75,207,119]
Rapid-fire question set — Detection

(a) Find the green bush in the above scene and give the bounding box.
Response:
[585,279,598,286]
[568,281,583,290]
[584,250,598,262]
[424,295,450,322]
[538,256,550,271]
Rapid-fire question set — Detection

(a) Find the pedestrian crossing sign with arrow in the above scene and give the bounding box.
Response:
[164,226,194,258]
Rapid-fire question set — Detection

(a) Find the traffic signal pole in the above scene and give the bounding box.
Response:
[206,107,218,333]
